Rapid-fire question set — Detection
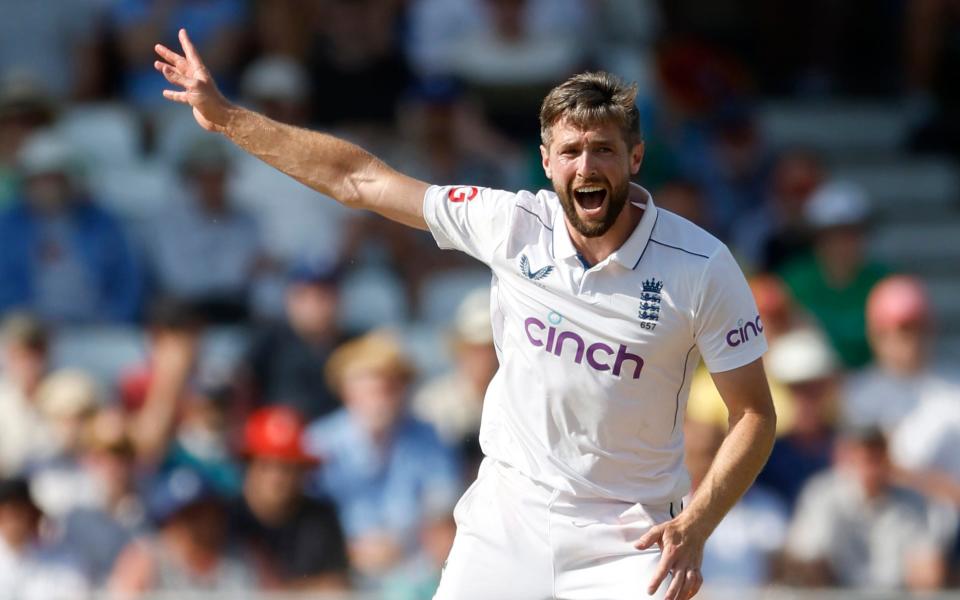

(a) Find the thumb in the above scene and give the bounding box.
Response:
[634,525,663,550]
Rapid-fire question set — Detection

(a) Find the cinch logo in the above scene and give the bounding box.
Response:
[726,315,764,347]
[524,314,644,379]
[447,186,478,202]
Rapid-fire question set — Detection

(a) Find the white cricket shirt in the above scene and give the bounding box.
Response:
[423,184,767,503]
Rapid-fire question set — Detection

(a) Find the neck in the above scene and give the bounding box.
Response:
[566,186,645,266]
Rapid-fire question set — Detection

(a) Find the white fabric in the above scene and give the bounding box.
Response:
[0,379,56,476]
[890,386,960,479]
[434,457,675,600]
[423,185,766,504]
[843,367,960,434]
[0,537,89,600]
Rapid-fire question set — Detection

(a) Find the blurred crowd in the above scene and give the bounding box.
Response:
[0,0,959,598]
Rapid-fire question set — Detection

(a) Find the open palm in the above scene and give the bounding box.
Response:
[154,28,232,132]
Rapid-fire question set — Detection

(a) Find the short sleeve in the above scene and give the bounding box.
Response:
[694,245,768,373]
[422,185,517,264]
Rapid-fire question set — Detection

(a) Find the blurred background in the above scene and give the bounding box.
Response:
[0,0,959,598]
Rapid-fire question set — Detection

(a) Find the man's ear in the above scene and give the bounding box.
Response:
[629,141,645,176]
[540,144,551,180]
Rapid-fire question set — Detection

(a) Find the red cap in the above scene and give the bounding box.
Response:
[243,406,317,464]
[866,275,931,331]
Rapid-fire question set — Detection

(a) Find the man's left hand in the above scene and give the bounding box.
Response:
[634,517,706,600]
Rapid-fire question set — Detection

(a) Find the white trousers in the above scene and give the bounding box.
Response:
[434,458,679,600]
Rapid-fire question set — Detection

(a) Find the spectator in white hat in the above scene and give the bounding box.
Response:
[755,327,841,510]
[0,130,144,323]
[413,288,498,476]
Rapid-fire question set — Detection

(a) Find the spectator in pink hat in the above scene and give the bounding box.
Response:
[843,275,960,434]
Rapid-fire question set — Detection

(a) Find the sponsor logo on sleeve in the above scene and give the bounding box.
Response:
[725,315,764,347]
[447,186,479,202]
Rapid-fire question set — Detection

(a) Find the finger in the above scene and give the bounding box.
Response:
[663,568,685,600]
[682,569,703,600]
[162,90,190,104]
[634,526,663,550]
[647,553,672,595]
[154,44,186,69]
[179,28,202,65]
[158,64,194,89]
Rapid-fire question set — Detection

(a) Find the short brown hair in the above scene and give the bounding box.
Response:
[539,72,641,148]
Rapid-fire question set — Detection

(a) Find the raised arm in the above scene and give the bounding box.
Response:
[155,29,429,230]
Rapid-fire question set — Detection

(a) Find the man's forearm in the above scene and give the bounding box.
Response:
[678,408,776,537]
[220,106,380,206]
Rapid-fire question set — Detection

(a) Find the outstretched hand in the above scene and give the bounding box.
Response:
[154,28,232,132]
[634,518,706,600]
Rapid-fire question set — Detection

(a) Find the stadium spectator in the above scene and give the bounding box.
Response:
[732,148,825,272]
[755,328,840,510]
[240,259,346,421]
[413,288,496,476]
[108,466,257,597]
[0,78,57,208]
[0,0,104,99]
[684,418,788,589]
[58,407,147,585]
[109,0,247,108]
[782,426,953,590]
[0,314,55,476]
[0,131,144,324]
[305,331,461,582]
[844,275,960,432]
[148,136,266,323]
[233,406,350,592]
[408,0,586,140]
[0,477,90,600]
[693,104,772,239]
[778,180,888,368]
[392,78,524,190]
[27,369,104,519]
[307,0,412,133]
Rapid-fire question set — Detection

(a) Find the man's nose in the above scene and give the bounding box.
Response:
[576,151,599,178]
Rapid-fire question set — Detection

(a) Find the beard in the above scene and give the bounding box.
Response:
[555,176,631,238]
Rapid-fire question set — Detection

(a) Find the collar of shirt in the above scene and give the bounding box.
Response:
[551,184,658,271]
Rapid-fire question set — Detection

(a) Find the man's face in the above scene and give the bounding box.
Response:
[245,458,303,513]
[540,119,643,238]
[342,370,406,436]
[870,320,928,375]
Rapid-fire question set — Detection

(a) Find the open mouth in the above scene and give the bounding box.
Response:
[573,185,608,216]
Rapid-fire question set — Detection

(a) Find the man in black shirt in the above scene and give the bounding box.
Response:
[232,406,349,591]
[241,260,346,420]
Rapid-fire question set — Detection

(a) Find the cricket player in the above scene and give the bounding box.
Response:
[155,29,776,600]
